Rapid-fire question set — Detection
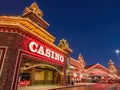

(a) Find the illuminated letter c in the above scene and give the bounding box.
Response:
[29,42,38,53]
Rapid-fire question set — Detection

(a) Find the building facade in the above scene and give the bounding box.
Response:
[0,2,118,90]
[69,55,118,83]
[0,3,72,90]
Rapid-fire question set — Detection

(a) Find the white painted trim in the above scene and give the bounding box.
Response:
[11,49,21,90]
[0,46,8,77]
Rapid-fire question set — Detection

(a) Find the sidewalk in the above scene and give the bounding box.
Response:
[18,85,61,90]
[17,83,96,90]
[49,83,97,90]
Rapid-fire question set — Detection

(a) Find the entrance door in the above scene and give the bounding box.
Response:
[19,57,62,86]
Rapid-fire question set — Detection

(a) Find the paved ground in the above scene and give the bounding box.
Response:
[17,83,119,90]
[18,84,64,90]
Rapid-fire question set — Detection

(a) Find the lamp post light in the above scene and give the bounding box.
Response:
[115,50,120,80]
[116,50,119,54]
[115,49,120,68]
[115,50,120,60]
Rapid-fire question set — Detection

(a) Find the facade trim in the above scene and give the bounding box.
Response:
[0,46,7,77]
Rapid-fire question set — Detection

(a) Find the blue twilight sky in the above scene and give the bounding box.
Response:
[0,0,120,67]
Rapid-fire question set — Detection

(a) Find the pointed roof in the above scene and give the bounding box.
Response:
[78,53,83,60]
[58,39,73,53]
[22,2,43,17]
[108,59,114,65]
[108,59,117,73]
[86,63,110,73]
[22,3,49,30]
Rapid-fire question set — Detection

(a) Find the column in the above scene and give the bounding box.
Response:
[30,67,35,85]
[44,68,48,84]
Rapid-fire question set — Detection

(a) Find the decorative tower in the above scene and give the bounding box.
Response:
[78,54,86,81]
[58,39,72,69]
[22,3,49,30]
[78,54,86,70]
[108,59,117,74]
[58,39,72,85]
[22,3,55,43]
[58,39,72,53]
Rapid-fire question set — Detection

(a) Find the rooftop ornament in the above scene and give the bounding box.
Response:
[58,39,72,53]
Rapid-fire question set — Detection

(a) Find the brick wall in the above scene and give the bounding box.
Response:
[0,32,24,90]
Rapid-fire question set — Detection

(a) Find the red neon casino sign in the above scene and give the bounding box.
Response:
[28,41,65,64]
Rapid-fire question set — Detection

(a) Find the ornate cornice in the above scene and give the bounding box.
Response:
[0,16,55,42]
[0,16,67,55]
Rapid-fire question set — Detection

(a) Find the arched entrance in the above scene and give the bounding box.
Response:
[18,56,64,86]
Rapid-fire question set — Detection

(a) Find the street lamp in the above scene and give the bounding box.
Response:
[115,50,120,59]
[116,50,119,54]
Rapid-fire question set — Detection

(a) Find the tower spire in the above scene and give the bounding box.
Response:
[78,54,85,69]
[108,59,116,73]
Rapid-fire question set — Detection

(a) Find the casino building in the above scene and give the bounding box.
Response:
[0,3,72,90]
[0,2,118,90]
